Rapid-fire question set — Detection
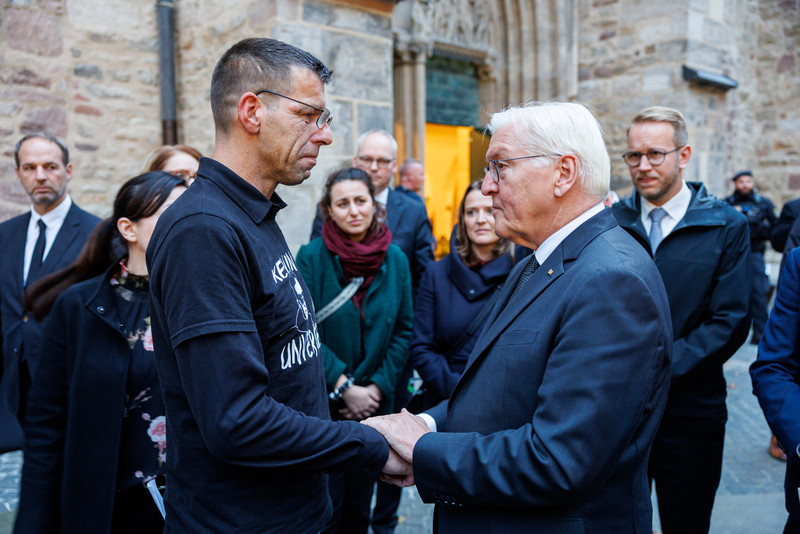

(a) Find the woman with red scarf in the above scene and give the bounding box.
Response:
[296,167,413,534]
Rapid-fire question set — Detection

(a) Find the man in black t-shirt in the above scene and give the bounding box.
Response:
[147,38,399,533]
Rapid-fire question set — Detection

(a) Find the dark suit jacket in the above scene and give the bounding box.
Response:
[311,188,435,288]
[0,202,99,451]
[751,247,800,517]
[771,198,800,252]
[413,209,673,533]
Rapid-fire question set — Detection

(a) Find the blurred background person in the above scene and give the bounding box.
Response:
[296,167,413,534]
[14,171,186,533]
[396,158,425,206]
[410,180,514,410]
[725,169,776,345]
[145,145,202,185]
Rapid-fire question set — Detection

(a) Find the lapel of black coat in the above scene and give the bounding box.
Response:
[39,203,85,276]
[7,213,31,291]
[385,189,402,236]
[456,210,616,384]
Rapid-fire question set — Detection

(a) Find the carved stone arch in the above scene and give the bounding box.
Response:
[392,0,578,161]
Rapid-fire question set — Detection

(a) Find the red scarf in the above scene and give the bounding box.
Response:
[322,218,392,313]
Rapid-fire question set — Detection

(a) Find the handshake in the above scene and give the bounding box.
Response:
[361,408,431,488]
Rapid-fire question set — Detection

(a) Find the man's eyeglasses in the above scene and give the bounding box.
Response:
[356,156,395,169]
[255,89,333,129]
[622,146,684,167]
[483,154,561,183]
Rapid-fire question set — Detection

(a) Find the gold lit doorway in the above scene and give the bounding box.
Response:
[424,123,490,258]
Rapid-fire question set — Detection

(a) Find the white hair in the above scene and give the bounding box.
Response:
[488,102,610,199]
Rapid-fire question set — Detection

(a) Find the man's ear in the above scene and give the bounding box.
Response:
[237,92,264,135]
[553,154,579,198]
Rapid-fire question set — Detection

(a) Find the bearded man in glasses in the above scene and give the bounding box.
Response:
[611,106,751,534]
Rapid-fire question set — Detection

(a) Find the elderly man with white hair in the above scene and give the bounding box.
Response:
[363,101,673,534]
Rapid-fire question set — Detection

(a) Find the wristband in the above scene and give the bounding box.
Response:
[329,376,354,401]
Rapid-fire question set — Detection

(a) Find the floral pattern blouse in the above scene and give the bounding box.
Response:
[112,261,166,491]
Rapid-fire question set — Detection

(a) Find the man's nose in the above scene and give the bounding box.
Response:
[481,173,497,195]
[313,124,333,146]
[34,165,47,180]
[637,155,653,172]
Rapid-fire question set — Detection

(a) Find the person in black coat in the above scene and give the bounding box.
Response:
[14,171,186,533]
[411,181,515,410]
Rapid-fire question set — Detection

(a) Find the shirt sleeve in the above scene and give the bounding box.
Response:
[174,328,389,473]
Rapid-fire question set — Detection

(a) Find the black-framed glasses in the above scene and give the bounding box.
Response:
[483,154,561,183]
[622,146,683,167]
[356,156,395,169]
[255,89,333,129]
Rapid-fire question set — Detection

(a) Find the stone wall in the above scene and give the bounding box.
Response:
[576,0,799,206]
[2,0,798,247]
[1,0,395,253]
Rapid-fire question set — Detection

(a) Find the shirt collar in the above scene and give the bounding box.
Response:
[375,187,389,206]
[640,180,691,222]
[198,157,286,223]
[30,194,72,226]
[535,202,605,265]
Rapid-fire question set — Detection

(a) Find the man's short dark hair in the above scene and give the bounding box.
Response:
[210,37,332,134]
[14,132,70,168]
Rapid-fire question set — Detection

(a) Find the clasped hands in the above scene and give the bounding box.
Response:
[362,408,431,487]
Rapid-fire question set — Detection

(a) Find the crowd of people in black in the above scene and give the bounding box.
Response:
[0,36,798,534]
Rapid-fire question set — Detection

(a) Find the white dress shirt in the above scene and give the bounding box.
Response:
[639,181,692,239]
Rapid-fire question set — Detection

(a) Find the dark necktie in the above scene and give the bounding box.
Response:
[648,208,667,252]
[26,219,47,286]
[511,255,540,298]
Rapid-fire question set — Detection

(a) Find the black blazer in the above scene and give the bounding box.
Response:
[0,202,100,451]
[14,267,137,533]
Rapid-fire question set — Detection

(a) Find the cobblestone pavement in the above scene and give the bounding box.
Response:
[0,338,788,533]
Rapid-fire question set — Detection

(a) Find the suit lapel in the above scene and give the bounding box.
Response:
[455,210,617,387]
[385,189,401,235]
[39,204,82,276]
[463,249,565,373]
[8,214,30,290]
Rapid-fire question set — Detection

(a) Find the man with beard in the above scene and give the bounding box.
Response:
[611,106,751,534]
[725,170,776,345]
[0,132,99,451]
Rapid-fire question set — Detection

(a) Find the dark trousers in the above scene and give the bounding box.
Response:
[110,483,165,533]
[750,251,769,334]
[370,363,414,534]
[649,413,726,534]
[322,470,378,534]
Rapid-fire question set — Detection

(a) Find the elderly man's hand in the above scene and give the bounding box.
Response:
[362,409,431,463]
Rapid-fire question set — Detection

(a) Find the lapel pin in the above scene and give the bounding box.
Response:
[548,269,554,276]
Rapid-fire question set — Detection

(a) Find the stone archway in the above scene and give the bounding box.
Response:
[392,0,579,163]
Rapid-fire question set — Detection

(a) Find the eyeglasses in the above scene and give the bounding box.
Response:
[483,154,561,183]
[356,156,395,169]
[622,146,684,167]
[255,89,333,129]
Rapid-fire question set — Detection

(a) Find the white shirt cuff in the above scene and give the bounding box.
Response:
[418,412,437,433]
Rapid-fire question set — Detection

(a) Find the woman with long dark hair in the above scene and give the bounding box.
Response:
[14,171,186,533]
[296,167,413,534]
[410,180,516,410]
